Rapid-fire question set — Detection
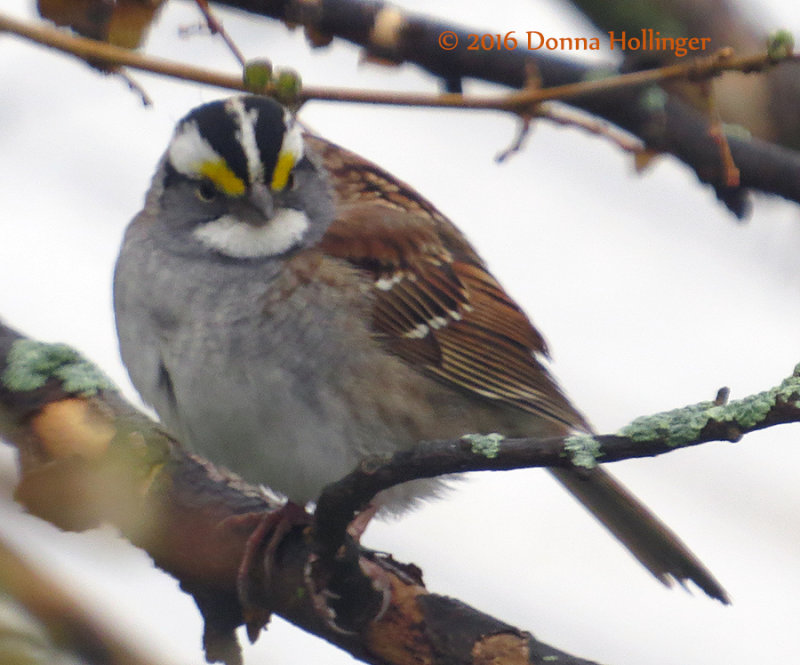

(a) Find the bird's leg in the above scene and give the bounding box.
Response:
[302,502,395,633]
[219,502,311,641]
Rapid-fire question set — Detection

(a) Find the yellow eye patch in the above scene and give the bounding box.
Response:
[270,151,296,192]
[198,159,246,197]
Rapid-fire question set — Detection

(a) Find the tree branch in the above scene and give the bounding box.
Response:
[205,0,800,215]
[3,11,789,109]
[0,533,163,665]
[3,8,800,214]
[1,317,798,661]
[312,369,800,559]
[0,320,613,665]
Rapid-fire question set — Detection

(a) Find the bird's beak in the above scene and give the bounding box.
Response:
[248,182,274,221]
[228,182,275,227]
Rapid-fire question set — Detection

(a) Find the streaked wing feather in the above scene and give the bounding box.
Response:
[310,134,588,431]
[307,133,729,603]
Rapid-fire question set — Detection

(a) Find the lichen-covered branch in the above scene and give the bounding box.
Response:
[313,368,800,559]
[0,321,608,665]
[3,319,797,661]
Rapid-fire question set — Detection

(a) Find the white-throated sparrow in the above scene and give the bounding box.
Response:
[114,95,727,602]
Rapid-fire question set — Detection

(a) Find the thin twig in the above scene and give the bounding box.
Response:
[495,114,533,162]
[706,96,741,187]
[8,11,800,211]
[1,12,794,113]
[533,103,645,155]
[311,364,800,563]
[193,0,247,66]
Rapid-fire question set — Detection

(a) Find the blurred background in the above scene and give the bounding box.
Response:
[1,0,799,663]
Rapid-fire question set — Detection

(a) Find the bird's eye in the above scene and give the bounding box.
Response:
[195,181,218,202]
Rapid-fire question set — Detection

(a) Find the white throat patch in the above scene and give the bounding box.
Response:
[193,209,310,258]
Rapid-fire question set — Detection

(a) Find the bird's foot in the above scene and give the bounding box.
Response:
[346,502,379,543]
[220,502,311,642]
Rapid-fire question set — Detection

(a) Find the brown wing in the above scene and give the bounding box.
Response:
[307,134,589,431]
[306,134,729,603]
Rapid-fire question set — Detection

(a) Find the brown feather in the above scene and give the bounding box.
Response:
[311,135,587,431]
[308,133,728,602]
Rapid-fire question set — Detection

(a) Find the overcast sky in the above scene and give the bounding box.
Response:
[1,1,799,664]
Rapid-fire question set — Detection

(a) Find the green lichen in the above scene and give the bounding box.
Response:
[781,363,800,392]
[731,392,774,429]
[563,434,602,469]
[620,400,719,447]
[621,400,720,447]
[2,340,114,397]
[767,30,794,61]
[722,123,752,141]
[582,67,616,83]
[463,432,504,459]
[618,366,800,448]
[638,86,668,114]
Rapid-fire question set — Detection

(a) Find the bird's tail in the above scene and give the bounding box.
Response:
[549,465,729,603]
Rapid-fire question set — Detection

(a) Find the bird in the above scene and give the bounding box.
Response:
[113,95,728,603]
